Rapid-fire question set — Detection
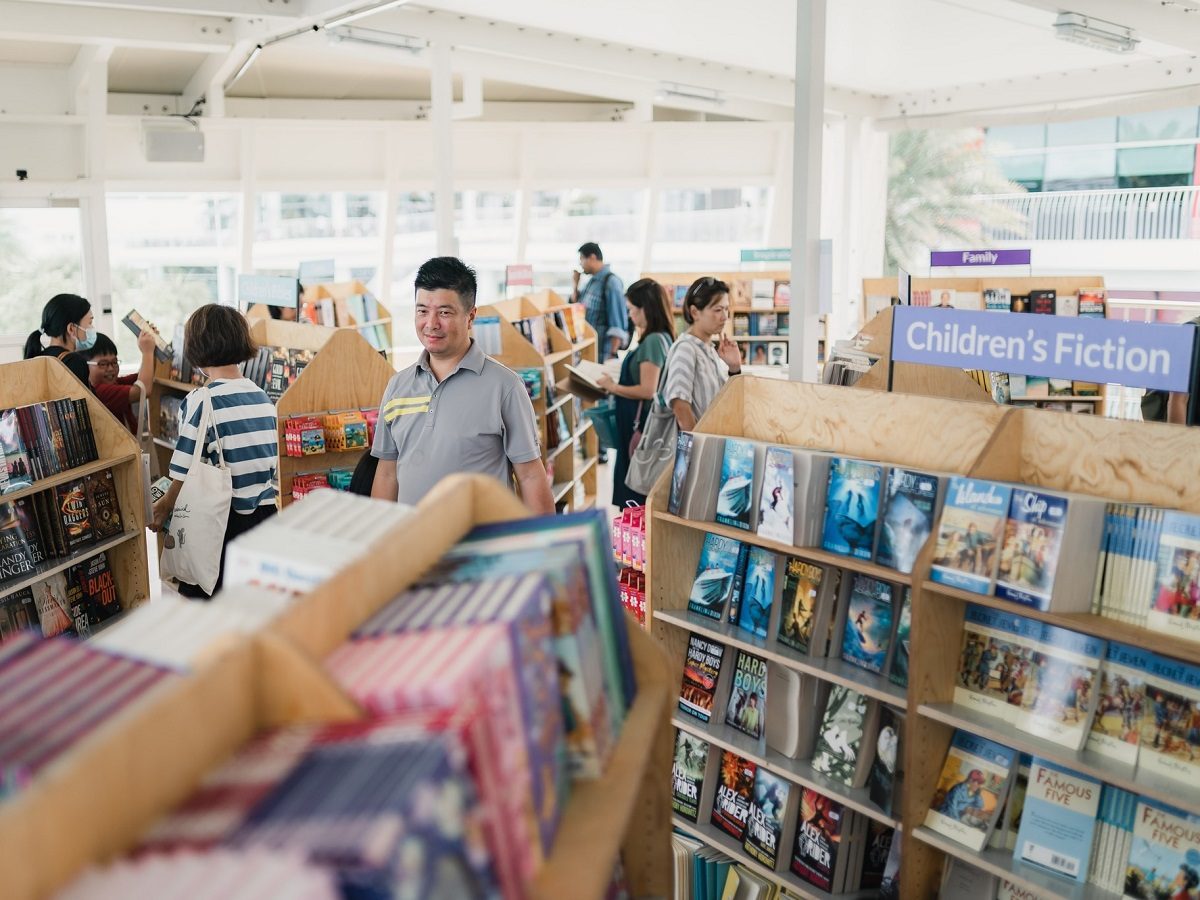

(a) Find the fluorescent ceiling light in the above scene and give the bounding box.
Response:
[1053,12,1139,53]
[225,44,262,90]
[325,0,411,29]
[328,25,426,54]
[655,81,723,105]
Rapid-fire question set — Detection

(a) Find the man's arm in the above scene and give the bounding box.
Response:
[370,460,399,501]
[1169,390,1190,425]
[513,458,555,515]
[605,277,630,356]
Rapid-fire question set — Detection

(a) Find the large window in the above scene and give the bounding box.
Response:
[985,124,1046,191]
[0,205,85,340]
[456,190,518,305]
[107,193,240,360]
[525,188,643,294]
[390,192,438,348]
[651,186,771,271]
[1117,107,1198,188]
[1044,117,1117,191]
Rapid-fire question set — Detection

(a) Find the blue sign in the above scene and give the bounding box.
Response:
[891,306,1196,392]
[930,249,1031,267]
[740,248,791,263]
[238,273,297,307]
[297,259,336,287]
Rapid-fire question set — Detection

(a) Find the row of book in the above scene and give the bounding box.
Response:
[671,832,777,900]
[0,550,120,640]
[731,311,789,337]
[290,469,354,500]
[672,729,898,893]
[0,398,100,493]
[737,342,788,368]
[168,333,316,404]
[907,287,1106,316]
[282,409,377,457]
[667,279,790,313]
[510,306,589,360]
[1008,374,1100,399]
[300,290,391,353]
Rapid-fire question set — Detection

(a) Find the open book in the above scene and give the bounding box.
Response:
[564,358,620,394]
[122,309,173,362]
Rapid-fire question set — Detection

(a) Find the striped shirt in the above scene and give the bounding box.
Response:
[169,378,278,514]
[659,332,729,422]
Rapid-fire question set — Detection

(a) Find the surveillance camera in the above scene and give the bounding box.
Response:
[15,169,27,181]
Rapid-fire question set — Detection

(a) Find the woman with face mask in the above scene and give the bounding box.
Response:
[23,293,96,389]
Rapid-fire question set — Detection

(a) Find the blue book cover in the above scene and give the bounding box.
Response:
[743,767,790,869]
[1138,653,1200,788]
[876,467,940,575]
[1014,758,1101,882]
[736,545,776,640]
[725,650,768,740]
[924,729,1017,851]
[668,432,694,517]
[1086,640,1154,766]
[1017,619,1106,749]
[715,439,756,531]
[725,542,752,626]
[888,588,913,688]
[840,574,895,675]
[822,457,883,560]
[1148,510,1200,643]
[995,489,1069,611]
[689,533,742,620]
[1126,799,1200,900]
[931,478,1013,594]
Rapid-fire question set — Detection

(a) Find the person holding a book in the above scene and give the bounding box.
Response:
[570,242,629,362]
[82,331,157,434]
[23,293,95,388]
[370,257,555,514]
[595,277,675,508]
[151,304,278,597]
[659,277,742,432]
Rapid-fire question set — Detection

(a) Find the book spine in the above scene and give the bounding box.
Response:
[726,543,750,625]
[15,407,41,481]
[74,399,97,462]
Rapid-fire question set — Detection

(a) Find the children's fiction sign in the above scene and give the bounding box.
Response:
[891,306,1197,392]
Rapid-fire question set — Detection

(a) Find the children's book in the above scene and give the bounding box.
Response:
[1125,799,1200,900]
[1138,653,1200,789]
[811,684,877,788]
[743,767,790,869]
[940,859,999,899]
[776,558,830,655]
[840,574,895,675]
[876,468,941,575]
[888,588,912,688]
[1013,758,1100,883]
[1147,510,1200,643]
[679,633,726,723]
[710,750,757,841]
[822,458,883,560]
[1015,619,1105,750]
[735,546,776,640]
[860,821,895,891]
[671,728,708,822]
[791,787,848,893]
[995,488,1069,611]
[688,533,742,620]
[1085,641,1152,766]
[0,409,32,493]
[923,729,1016,851]
[931,477,1012,594]
[757,446,794,543]
[668,432,694,517]
[715,439,756,531]
[955,603,1041,724]
[879,830,902,900]
[868,706,903,818]
[30,571,73,637]
[725,650,768,740]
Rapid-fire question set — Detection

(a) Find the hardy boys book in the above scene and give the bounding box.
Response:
[715,439,756,531]
[840,574,895,676]
[757,446,795,543]
[924,729,1017,851]
[877,467,941,574]
[822,458,883,560]
[726,650,768,740]
[711,750,757,841]
[689,533,742,620]
[671,728,708,822]
[931,477,1013,594]
[679,633,725,723]
[744,768,790,868]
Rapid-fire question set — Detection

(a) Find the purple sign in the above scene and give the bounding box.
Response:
[930,249,1032,267]
[891,306,1196,392]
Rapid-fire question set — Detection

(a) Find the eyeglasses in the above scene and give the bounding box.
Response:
[87,360,119,370]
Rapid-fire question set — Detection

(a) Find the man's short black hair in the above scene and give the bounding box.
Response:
[83,333,118,359]
[578,242,602,261]
[415,256,478,310]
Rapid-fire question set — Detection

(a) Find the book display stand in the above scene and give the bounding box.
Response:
[0,475,673,900]
[0,357,150,632]
[476,291,601,512]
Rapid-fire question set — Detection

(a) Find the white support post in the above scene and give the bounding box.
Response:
[239,125,256,278]
[72,45,115,337]
[513,133,532,263]
[430,40,457,257]
[378,128,400,311]
[765,126,792,247]
[789,0,826,383]
[637,186,659,276]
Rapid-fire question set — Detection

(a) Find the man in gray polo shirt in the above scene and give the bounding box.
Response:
[370,256,555,513]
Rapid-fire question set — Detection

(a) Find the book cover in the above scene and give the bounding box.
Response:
[791,787,846,892]
[757,446,794,543]
[841,574,895,675]
[1086,641,1152,766]
[0,499,44,586]
[1078,290,1106,318]
[860,821,895,890]
[725,542,751,626]
[83,469,123,541]
[735,546,776,640]
[879,831,902,900]
[888,588,912,687]
[924,729,1016,851]
[668,432,694,517]
[777,557,825,654]
[1029,289,1057,315]
[671,728,708,822]
[54,478,94,552]
[822,457,882,560]
[877,468,940,574]
[931,477,1012,594]
[0,586,37,639]
[811,684,870,786]
[1017,620,1105,749]
[725,650,768,740]
[715,439,756,531]
[688,533,742,620]
[0,408,32,492]
[1014,758,1100,882]
[77,551,120,625]
[1147,511,1200,643]
[995,488,1069,611]
[679,633,725,723]
[30,571,74,637]
[61,558,91,636]
[710,750,757,841]
[1139,654,1200,788]
[743,767,790,868]
[868,706,902,818]
[941,860,999,899]
[1124,800,1200,900]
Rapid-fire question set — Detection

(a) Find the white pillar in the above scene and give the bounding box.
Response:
[239,126,257,276]
[430,41,457,257]
[789,0,826,383]
[73,46,115,337]
[378,128,400,312]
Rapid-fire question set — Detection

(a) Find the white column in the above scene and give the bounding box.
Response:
[430,41,457,257]
[765,125,793,247]
[378,128,400,312]
[789,0,826,383]
[74,46,115,337]
[239,125,257,277]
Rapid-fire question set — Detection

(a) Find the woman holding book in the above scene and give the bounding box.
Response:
[660,277,742,432]
[596,278,676,508]
[23,293,95,388]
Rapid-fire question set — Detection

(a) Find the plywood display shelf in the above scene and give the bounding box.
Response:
[0,356,149,627]
[641,269,791,313]
[0,475,672,900]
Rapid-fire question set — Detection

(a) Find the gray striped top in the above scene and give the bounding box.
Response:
[660,333,729,422]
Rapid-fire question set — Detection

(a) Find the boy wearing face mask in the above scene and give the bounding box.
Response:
[23,293,97,389]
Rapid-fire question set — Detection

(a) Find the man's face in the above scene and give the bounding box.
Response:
[88,354,119,386]
[580,253,601,275]
[415,288,474,358]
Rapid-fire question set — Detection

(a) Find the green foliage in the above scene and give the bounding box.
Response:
[110,269,214,361]
[886,129,1027,274]
[0,216,84,339]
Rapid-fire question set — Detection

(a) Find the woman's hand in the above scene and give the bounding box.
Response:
[151,496,172,532]
[716,335,742,372]
[596,373,615,393]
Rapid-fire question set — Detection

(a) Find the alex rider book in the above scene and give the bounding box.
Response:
[671,728,708,822]
[743,767,790,868]
[678,633,725,723]
[725,650,768,740]
[792,787,847,892]
[711,749,757,841]
[777,558,826,654]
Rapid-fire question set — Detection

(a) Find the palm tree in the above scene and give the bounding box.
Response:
[886,128,1027,274]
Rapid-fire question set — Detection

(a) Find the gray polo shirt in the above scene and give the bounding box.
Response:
[371,340,542,504]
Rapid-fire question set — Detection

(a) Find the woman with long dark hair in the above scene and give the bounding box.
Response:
[597,277,676,508]
[23,293,95,387]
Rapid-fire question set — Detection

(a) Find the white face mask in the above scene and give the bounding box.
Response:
[73,324,97,351]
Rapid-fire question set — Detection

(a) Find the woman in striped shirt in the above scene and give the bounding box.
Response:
[152,304,278,598]
[661,277,742,431]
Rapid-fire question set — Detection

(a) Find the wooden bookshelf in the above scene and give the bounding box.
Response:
[273,328,395,509]
[0,474,671,900]
[0,357,150,631]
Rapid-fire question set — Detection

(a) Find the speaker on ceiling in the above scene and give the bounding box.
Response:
[141,123,206,163]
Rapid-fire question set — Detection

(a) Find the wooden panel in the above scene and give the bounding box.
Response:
[248,317,336,354]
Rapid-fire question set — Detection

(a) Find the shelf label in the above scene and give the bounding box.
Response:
[297,259,335,287]
[238,274,297,308]
[740,248,790,263]
[930,249,1031,267]
[891,306,1197,392]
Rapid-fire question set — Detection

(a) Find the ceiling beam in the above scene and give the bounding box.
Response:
[17,0,301,18]
[1006,0,1200,54]
[0,0,234,50]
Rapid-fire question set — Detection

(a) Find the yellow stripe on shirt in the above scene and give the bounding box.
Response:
[383,395,432,413]
[384,404,430,423]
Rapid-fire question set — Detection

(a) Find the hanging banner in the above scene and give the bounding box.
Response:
[891,306,1196,392]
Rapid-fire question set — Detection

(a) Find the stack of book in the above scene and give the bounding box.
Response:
[0,398,100,493]
[241,345,316,402]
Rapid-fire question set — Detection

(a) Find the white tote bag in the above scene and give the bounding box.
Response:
[159,387,232,596]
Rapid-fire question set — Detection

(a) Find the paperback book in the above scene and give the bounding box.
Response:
[725,650,768,740]
[1085,641,1152,766]
[1148,510,1200,643]
[931,477,1013,594]
[776,557,830,655]
[743,768,790,869]
[995,487,1092,612]
[1125,799,1200,900]
[1013,758,1100,882]
[876,467,941,574]
[811,684,877,788]
[888,588,912,688]
[679,633,726,723]
[1138,653,1200,788]
[822,458,883,560]
[940,859,999,899]
[667,432,694,517]
[715,439,756,531]
[860,821,895,891]
[757,446,794,543]
[868,706,903,818]
[791,787,849,893]
[689,533,742,620]
[671,728,708,822]
[923,729,1017,851]
[735,546,776,640]
[840,574,895,676]
[711,750,757,841]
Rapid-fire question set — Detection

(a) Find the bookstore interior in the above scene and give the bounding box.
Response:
[9,1,1200,899]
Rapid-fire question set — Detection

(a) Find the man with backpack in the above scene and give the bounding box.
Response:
[571,241,629,362]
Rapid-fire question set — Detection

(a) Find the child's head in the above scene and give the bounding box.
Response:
[82,333,121,387]
[185,304,257,370]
